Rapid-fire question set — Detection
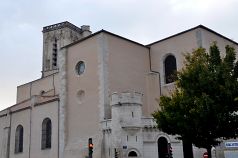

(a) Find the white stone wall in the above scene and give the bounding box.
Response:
[110,92,143,158]
[143,142,158,158]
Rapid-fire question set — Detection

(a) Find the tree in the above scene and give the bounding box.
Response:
[153,43,238,158]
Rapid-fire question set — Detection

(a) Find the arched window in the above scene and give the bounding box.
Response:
[15,125,23,153]
[41,118,52,149]
[158,137,169,158]
[164,55,177,84]
[128,151,138,157]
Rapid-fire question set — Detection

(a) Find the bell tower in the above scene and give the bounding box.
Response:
[42,21,91,77]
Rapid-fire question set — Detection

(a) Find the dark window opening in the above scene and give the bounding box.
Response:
[52,38,57,68]
[15,125,23,153]
[158,137,169,158]
[128,151,138,157]
[164,55,177,84]
[41,118,52,149]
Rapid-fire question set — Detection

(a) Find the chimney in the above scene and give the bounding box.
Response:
[81,25,92,37]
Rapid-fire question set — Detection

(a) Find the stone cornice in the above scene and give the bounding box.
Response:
[42,21,82,33]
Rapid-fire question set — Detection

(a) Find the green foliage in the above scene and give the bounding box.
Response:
[153,43,238,152]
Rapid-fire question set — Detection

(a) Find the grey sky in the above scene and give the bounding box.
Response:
[0,0,238,110]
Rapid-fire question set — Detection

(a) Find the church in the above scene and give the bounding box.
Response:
[0,21,237,158]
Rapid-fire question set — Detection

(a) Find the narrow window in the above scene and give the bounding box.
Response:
[15,125,23,153]
[42,118,52,149]
[164,55,177,84]
[52,38,57,68]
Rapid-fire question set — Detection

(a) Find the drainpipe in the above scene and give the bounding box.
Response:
[148,48,162,96]
[28,105,32,158]
[53,74,56,96]
[57,99,60,158]
[6,109,12,158]
[28,83,33,158]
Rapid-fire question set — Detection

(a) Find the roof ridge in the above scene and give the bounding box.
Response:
[147,25,238,46]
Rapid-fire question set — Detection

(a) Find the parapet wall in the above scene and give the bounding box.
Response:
[110,92,143,106]
[110,92,143,132]
[42,21,82,33]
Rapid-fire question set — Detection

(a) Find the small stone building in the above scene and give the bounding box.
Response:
[0,21,238,158]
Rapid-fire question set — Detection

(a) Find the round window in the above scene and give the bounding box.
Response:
[75,61,85,75]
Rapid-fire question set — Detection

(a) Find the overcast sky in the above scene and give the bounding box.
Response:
[0,0,238,110]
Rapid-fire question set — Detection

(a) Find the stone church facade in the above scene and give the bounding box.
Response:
[0,21,238,158]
